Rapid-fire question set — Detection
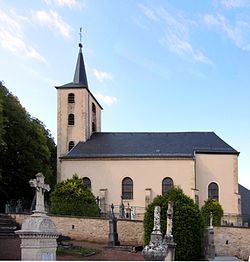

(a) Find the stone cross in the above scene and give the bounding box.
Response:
[209,212,213,228]
[29,173,50,214]
[153,206,161,233]
[166,201,173,237]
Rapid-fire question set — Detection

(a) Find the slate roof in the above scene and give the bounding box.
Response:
[56,44,88,89]
[63,132,239,159]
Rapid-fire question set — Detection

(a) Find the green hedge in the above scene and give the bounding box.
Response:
[50,175,99,217]
[143,187,204,261]
[201,197,223,226]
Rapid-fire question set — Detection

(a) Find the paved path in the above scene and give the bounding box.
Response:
[210,256,242,261]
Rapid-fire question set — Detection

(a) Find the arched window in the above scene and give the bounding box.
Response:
[92,122,96,132]
[162,177,173,195]
[122,177,133,199]
[68,141,75,151]
[208,182,219,200]
[83,177,91,189]
[68,93,75,103]
[68,114,74,125]
[92,103,96,113]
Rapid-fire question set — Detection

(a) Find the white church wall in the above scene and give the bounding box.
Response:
[196,153,239,214]
[61,158,195,208]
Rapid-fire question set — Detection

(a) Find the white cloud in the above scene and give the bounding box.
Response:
[138,4,159,22]
[0,9,46,63]
[95,93,117,106]
[221,0,245,8]
[44,0,85,9]
[93,69,112,81]
[32,9,71,38]
[139,5,211,64]
[203,14,250,51]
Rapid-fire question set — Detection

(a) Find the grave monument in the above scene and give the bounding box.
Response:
[15,173,59,260]
[142,206,167,260]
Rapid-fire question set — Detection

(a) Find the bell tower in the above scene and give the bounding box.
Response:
[56,42,102,182]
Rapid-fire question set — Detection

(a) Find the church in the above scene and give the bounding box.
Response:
[56,43,241,223]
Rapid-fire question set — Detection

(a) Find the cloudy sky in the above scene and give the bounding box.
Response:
[1,0,250,189]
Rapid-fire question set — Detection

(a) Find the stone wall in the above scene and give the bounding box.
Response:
[11,214,144,246]
[214,226,250,260]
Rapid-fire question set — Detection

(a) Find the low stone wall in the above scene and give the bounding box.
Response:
[214,226,250,260]
[11,213,144,246]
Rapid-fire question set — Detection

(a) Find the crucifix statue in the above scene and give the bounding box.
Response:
[29,173,50,214]
[209,212,213,228]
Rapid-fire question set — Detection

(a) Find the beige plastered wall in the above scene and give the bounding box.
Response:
[60,158,196,207]
[57,88,101,181]
[196,154,239,214]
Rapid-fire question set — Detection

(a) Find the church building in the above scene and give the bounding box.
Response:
[56,43,241,223]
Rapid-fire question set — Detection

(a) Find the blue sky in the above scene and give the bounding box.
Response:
[0,0,250,189]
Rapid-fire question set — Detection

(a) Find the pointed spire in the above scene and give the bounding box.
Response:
[73,43,88,88]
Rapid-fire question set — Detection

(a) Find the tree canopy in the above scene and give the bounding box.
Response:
[0,82,56,211]
[50,175,100,217]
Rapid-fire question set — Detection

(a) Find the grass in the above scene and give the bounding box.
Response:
[57,245,98,257]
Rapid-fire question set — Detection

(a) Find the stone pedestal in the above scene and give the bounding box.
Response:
[142,206,167,261]
[205,227,215,260]
[164,237,176,261]
[108,204,120,247]
[15,173,59,260]
[15,214,59,260]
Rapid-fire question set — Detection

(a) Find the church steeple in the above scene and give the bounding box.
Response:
[73,43,88,88]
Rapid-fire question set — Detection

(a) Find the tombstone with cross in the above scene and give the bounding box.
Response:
[15,173,59,261]
[29,173,50,214]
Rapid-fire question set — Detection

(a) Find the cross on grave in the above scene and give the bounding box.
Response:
[166,201,173,238]
[209,212,213,229]
[29,173,50,214]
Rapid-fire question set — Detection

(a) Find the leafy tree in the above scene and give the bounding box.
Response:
[144,187,204,261]
[0,83,56,211]
[50,175,99,217]
[201,197,223,226]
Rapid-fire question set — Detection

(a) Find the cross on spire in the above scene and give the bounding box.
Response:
[29,173,50,214]
[79,27,83,48]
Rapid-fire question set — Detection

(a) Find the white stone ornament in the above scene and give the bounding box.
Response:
[15,173,59,261]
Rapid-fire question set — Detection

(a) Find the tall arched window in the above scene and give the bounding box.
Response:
[83,177,91,189]
[208,182,219,200]
[68,93,75,103]
[162,177,173,195]
[68,114,74,125]
[92,103,96,113]
[122,177,133,199]
[68,141,75,151]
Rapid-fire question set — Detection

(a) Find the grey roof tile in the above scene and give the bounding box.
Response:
[63,132,239,159]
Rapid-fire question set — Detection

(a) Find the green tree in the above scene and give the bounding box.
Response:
[0,83,56,210]
[144,187,204,261]
[201,197,223,226]
[50,175,99,217]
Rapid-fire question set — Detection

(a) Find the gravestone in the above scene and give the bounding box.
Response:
[108,203,120,247]
[164,201,176,261]
[142,206,167,260]
[15,173,60,260]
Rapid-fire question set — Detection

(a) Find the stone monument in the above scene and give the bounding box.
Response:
[142,206,167,260]
[164,201,176,261]
[108,203,120,247]
[205,212,215,260]
[15,173,60,260]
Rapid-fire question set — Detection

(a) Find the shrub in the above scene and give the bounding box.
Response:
[143,187,204,261]
[201,197,223,226]
[50,175,99,217]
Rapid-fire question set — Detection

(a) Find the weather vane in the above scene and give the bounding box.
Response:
[79,27,83,48]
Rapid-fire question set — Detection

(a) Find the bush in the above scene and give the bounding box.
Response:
[201,197,223,226]
[143,187,204,261]
[50,175,99,217]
